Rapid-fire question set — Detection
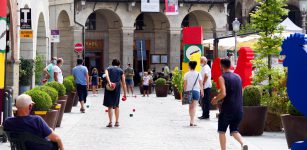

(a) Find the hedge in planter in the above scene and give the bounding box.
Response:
[63,78,75,94]
[155,78,168,97]
[172,67,183,100]
[36,86,59,104]
[45,81,66,96]
[239,85,267,136]
[65,75,76,89]
[25,89,52,111]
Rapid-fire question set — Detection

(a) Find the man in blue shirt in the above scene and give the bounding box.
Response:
[72,59,89,113]
[3,94,64,150]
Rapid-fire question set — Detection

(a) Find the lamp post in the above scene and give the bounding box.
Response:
[232,18,240,65]
[299,0,307,34]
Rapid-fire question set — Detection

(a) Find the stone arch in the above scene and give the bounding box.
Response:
[181,10,216,39]
[56,10,74,76]
[84,9,123,72]
[36,12,47,62]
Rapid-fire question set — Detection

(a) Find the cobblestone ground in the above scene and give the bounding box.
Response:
[1,89,288,150]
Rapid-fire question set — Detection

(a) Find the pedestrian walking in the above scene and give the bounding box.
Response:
[125,64,135,96]
[199,56,212,119]
[211,58,248,150]
[91,68,98,96]
[43,57,57,83]
[54,58,64,84]
[72,59,89,113]
[142,72,150,97]
[103,59,127,128]
[183,61,204,126]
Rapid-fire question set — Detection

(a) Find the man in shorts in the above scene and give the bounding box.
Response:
[211,58,248,150]
[72,59,89,113]
[125,64,135,96]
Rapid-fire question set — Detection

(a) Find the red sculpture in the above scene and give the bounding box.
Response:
[211,58,222,89]
[182,27,203,44]
[234,47,254,88]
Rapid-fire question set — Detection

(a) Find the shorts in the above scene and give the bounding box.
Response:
[192,90,200,101]
[143,85,149,90]
[218,112,243,134]
[126,79,134,86]
[76,84,88,103]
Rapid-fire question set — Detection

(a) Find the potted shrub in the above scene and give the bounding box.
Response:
[66,75,79,107]
[45,81,67,100]
[25,89,58,130]
[155,78,168,97]
[171,67,183,100]
[19,58,34,94]
[63,78,75,113]
[281,101,307,149]
[209,81,219,110]
[239,85,268,136]
[34,55,45,85]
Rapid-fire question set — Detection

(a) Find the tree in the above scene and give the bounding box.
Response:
[250,0,288,95]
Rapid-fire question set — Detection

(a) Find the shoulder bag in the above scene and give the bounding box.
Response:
[182,74,199,105]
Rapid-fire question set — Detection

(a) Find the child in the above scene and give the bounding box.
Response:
[142,72,150,97]
[91,68,98,96]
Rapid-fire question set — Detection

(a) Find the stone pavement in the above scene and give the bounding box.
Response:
[1,89,288,150]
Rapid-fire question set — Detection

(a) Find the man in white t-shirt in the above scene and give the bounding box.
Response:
[199,56,212,119]
[54,58,64,84]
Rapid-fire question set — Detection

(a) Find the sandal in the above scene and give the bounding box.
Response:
[106,122,113,128]
[115,122,120,127]
[190,123,197,127]
[80,108,85,113]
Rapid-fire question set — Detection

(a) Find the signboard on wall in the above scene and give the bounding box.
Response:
[141,0,160,12]
[85,40,104,51]
[20,8,32,29]
[50,30,60,43]
[165,0,179,15]
[20,30,33,38]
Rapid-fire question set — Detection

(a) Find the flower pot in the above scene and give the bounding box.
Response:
[173,86,182,100]
[155,84,169,97]
[19,85,30,94]
[239,106,268,136]
[281,114,307,148]
[264,111,282,132]
[56,100,67,127]
[34,110,59,130]
[65,92,75,113]
[73,92,79,106]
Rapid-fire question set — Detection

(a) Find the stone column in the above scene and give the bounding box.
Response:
[121,27,134,67]
[108,29,121,65]
[168,27,181,70]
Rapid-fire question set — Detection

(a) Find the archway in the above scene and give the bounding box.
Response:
[181,10,216,66]
[36,13,47,63]
[85,9,123,74]
[56,10,73,76]
[286,5,301,27]
[133,12,170,83]
[227,1,235,30]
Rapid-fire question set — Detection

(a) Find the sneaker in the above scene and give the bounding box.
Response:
[198,116,209,120]
[242,145,248,150]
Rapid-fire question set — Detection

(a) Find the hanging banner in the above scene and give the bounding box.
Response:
[0,0,7,124]
[141,0,160,12]
[165,0,179,15]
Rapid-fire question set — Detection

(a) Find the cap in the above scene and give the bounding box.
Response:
[16,94,35,108]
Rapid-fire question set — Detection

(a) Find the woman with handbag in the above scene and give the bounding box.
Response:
[183,61,204,126]
[103,59,127,128]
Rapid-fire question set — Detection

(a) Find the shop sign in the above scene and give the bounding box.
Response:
[20,8,32,29]
[50,30,60,43]
[20,30,33,38]
[141,0,160,12]
[165,0,179,15]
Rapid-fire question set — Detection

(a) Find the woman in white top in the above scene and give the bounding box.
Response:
[184,61,204,126]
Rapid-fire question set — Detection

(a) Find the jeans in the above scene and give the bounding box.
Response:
[201,88,211,118]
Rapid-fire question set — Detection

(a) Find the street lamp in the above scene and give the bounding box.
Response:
[232,18,240,65]
[299,0,307,34]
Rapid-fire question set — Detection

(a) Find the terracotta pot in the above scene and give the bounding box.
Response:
[64,92,75,113]
[39,110,59,130]
[281,114,307,148]
[239,106,268,136]
[56,100,67,127]
[264,111,282,132]
[155,84,169,97]
[173,86,182,100]
[73,92,79,106]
